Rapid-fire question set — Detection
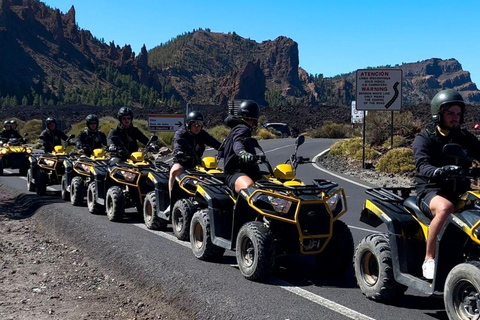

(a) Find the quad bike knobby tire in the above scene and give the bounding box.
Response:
[236,221,275,281]
[172,198,195,241]
[190,209,225,261]
[106,186,125,222]
[35,170,47,196]
[353,233,407,302]
[61,175,70,201]
[143,191,167,230]
[26,168,35,192]
[444,261,480,320]
[315,219,354,276]
[70,176,85,206]
[87,183,104,215]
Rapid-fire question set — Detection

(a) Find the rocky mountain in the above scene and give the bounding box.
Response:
[0,0,479,110]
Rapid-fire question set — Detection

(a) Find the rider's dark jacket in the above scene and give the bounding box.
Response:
[107,124,149,155]
[0,129,22,141]
[222,115,260,178]
[173,127,221,169]
[76,129,107,157]
[412,123,480,197]
[39,128,68,153]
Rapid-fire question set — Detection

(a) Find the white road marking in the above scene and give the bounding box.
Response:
[132,223,377,320]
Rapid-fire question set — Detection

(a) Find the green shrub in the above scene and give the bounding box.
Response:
[309,122,352,138]
[353,147,377,161]
[376,147,415,174]
[207,125,230,143]
[329,138,363,157]
[381,135,410,150]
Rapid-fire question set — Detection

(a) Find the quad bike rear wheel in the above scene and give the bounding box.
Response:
[106,186,125,222]
[61,175,70,201]
[315,219,354,276]
[444,261,480,320]
[143,191,167,230]
[35,170,47,196]
[172,198,195,241]
[354,233,407,302]
[70,176,85,206]
[190,209,225,261]
[236,221,275,281]
[87,182,104,215]
[27,168,35,192]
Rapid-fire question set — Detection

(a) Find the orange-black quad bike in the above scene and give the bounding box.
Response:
[354,143,480,320]
[62,148,110,205]
[188,135,353,281]
[143,146,223,241]
[0,136,31,176]
[27,134,76,196]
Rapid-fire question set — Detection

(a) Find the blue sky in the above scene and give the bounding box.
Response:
[44,0,480,85]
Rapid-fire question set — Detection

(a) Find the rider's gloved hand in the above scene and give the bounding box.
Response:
[108,144,118,152]
[433,165,463,178]
[238,150,254,164]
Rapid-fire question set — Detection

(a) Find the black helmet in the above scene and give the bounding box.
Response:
[186,110,204,129]
[9,120,17,126]
[85,114,99,132]
[117,107,134,122]
[431,89,465,125]
[237,100,260,124]
[46,117,57,128]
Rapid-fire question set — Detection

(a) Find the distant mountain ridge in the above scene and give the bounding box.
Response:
[1,0,479,108]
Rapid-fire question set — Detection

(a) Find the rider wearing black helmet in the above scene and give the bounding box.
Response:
[1,120,21,142]
[222,99,262,194]
[107,107,149,159]
[168,110,221,196]
[413,89,480,279]
[76,114,107,157]
[39,117,69,153]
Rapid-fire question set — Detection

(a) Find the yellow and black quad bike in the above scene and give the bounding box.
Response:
[354,143,480,320]
[188,135,353,281]
[86,136,163,222]
[143,151,223,241]
[0,136,31,176]
[61,148,110,206]
[27,134,76,196]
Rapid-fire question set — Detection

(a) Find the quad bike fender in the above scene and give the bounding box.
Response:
[171,173,195,208]
[195,183,236,250]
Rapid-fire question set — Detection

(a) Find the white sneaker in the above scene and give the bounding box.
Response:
[422,259,435,280]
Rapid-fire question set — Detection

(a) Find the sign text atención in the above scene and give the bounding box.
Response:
[356,69,402,111]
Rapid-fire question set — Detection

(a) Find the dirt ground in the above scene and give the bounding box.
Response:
[0,185,189,320]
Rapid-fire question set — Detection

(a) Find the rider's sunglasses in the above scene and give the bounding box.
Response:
[191,121,203,128]
[121,116,132,121]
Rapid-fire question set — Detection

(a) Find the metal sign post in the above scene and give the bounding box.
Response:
[355,69,403,168]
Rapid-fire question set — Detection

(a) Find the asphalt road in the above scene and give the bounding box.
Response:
[1,138,448,320]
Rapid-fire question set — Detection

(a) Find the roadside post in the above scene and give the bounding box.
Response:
[355,69,403,168]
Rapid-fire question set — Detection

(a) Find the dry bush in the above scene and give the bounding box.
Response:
[309,122,352,138]
[376,147,415,174]
[207,125,230,143]
[254,128,277,140]
[381,135,410,150]
[365,111,422,147]
[22,119,42,143]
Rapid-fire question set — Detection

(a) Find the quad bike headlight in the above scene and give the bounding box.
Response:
[326,192,346,217]
[41,158,56,168]
[254,193,293,215]
[0,149,6,155]
[79,163,92,172]
[120,170,138,182]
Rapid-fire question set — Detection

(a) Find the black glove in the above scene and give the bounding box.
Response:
[433,165,463,178]
[238,150,254,164]
[148,143,160,152]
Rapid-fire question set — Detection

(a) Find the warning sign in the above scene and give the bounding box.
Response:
[356,69,402,111]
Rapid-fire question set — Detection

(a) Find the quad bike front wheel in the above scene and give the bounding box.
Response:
[70,176,85,206]
[444,261,480,320]
[61,175,70,201]
[190,209,225,261]
[236,221,275,281]
[87,182,104,215]
[106,186,125,222]
[172,198,195,241]
[353,233,407,302]
[26,168,35,192]
[143,191,167,230]
[315,219,354,276]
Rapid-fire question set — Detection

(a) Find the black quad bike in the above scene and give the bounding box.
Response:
[188,135,354,281]
[86,136,163,222]
[27,134,76,196]
[143,148,224,241]
[0,135,31,176]
[354,143,480,320]
[62,148,110,205]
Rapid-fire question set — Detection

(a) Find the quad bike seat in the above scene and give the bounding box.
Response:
[403,196,432,226]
